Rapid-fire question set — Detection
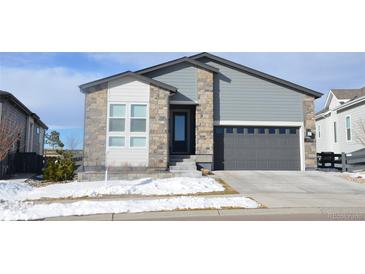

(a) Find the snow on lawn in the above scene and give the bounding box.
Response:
[0,196,260,221]
[0,177,225,201]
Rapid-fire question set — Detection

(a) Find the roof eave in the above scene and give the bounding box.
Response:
[0,91,48,129]
[79,71,177,93]
[136,57,219,75]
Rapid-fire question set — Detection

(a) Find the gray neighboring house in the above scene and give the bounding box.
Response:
[316,87,365,154]
[0,90,48,176]
[79,53,322,176]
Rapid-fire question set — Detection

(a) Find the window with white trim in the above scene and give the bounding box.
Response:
[107,103,147,148]
[333,122,337,143]
[108,104,126,147]
[130,136,146,147]
[109,104,126,132]
[109,136,125,147]
[345,116,351,141]
[130,104,147,132]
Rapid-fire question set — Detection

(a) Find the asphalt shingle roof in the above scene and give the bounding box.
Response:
[332,87,365,100]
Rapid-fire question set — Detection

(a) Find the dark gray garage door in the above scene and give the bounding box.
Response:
[214,126,301,170]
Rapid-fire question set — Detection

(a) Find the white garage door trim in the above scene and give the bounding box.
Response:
[214,120,305,171]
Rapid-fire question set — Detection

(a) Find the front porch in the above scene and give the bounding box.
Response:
[169,102,213,171]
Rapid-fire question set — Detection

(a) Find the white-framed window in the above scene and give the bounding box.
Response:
[107,103,147,148]
[345,115,352,141]
[109,136,125,147]
[333,122,337,143]
[130,104,147,132]
[130,136,146,148]
[317,125,321,139]
[108,104,126,147]
[109,104,126,132]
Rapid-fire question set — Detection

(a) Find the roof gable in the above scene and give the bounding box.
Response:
[190,52,323,98]
[79,71,177,93]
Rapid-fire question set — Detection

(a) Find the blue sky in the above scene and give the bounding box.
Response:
[1,52,364,149]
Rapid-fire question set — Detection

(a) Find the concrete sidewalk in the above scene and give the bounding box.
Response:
[44,207,365,221]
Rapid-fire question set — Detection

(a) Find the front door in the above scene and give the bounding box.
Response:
[172,112,188,153]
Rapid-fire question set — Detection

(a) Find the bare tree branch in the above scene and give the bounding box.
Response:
[0,114,23,161]
[66,135,80,151]
[355,118,365,146]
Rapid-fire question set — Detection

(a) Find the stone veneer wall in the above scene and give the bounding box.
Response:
[83,83,107,170]
[303,95,317,169]
[196,68,214,161]
[149,85,170,170]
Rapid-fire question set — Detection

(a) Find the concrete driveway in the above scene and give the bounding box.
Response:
[214,171,365,208]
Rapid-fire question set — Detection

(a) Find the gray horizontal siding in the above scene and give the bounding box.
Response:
[145,63,197,102]
[200,58,304,122]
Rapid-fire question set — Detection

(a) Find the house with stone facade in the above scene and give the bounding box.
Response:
[79,53,322,179]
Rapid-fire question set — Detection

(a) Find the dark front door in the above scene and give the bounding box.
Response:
[172,112,188,153]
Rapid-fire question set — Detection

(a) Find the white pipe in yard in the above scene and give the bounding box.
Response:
[105,166,108,185]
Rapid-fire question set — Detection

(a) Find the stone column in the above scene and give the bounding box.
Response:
[83,84,107,170]
[196,68,214,168]
[149,85,170,170]
[303,95,317,169]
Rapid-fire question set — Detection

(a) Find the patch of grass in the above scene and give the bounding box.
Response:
[195,177,239,196]
[342,175,365,185]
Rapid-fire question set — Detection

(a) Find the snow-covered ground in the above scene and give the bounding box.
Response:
[0,177,225,201]
[0,177,260,220]
[0,196,260,221]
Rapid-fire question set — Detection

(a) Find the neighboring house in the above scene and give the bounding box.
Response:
[316,87,365,154]
[79,53,322,173]
[0,90,48,176]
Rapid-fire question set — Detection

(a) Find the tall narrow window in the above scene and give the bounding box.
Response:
[345,116,351,141]
[317,125,321,139]
[333,122,337,143]
[109,104,125,132]
[131,104,146,132]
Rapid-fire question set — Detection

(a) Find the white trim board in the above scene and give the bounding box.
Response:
[214,121,304,127]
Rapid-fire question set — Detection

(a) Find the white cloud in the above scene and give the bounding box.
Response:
[0,66,101,129]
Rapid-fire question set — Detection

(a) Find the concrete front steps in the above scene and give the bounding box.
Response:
[169,155,202,177]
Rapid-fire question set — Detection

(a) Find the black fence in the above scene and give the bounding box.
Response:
[0,152,45,179]
[317,149,365,172]
[317,152,342,169]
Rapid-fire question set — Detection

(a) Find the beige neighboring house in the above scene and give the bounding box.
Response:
[0,90,48,176]
[316,87,365,154]
[79,52,321,179]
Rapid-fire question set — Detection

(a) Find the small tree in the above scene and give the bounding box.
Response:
[45,130,64,150]
[43,132,76,181]
[0,114,23,161]
[43,150,76,181]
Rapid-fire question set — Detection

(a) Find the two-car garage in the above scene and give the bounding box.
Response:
[214,126,301,170]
